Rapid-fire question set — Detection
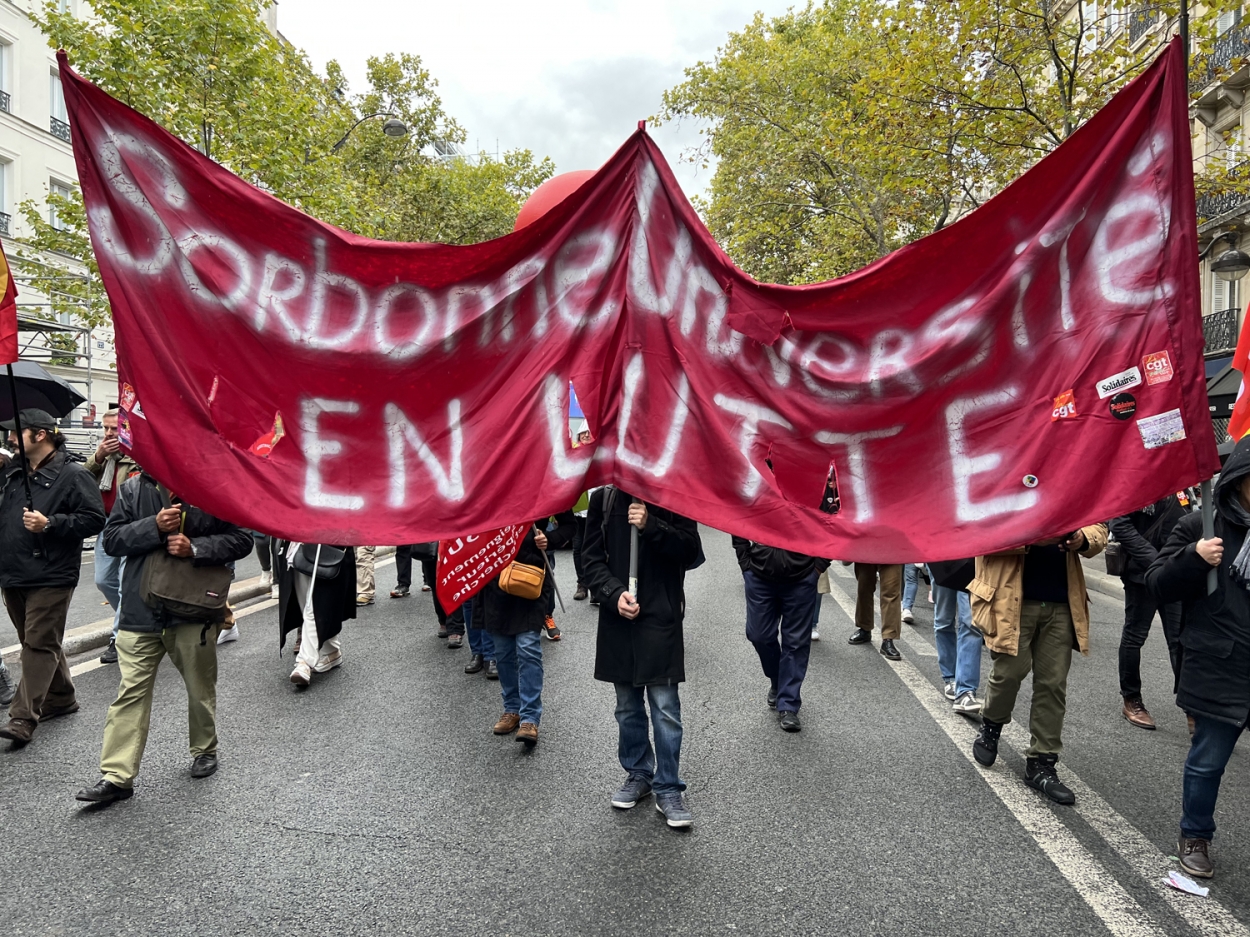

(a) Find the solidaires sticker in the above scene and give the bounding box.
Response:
[1137,409,1187,449]
[1097,366,1142,398]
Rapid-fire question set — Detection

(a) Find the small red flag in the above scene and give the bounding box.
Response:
[1228,312,1250,441]
[435,524,530,612]
[0,242,18,365]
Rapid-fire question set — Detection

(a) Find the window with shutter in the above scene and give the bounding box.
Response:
[1218,7,1240,34]
[1214,273,1229,314]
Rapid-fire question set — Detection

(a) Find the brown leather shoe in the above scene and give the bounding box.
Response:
[1122,697,1156,730]
[517,722,538,746]
[493,712,520,735]
[0,718,36,745]
[1179,836,1214,878]
[39,702,80,722]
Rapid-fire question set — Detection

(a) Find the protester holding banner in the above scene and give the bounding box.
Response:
[1146,438,1250,880]
[473,524,552,746]
[277,542,357,687]
[970,524,1107,805]
[1109,494,1189,730]
[0,410,106,746]
[583,487,702,829]
[75,472,250,804]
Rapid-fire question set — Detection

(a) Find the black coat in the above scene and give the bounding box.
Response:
[1147,441,1250,728]
[0,449,105,589]
[731,537,829,583]
[276,543,357,648]
[1110,494,1190,584]
[471,526,553,636]
[582,488,701,686]
[102,473,253,632]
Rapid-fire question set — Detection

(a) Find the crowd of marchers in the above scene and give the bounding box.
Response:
[0,410,1245,872]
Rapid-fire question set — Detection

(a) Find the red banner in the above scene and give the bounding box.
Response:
[0,242,18,366]
[436,525,529,612]
[59,41,1217,563]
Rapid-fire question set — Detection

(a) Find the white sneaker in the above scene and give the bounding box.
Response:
[943,680,957,700]
[258,570,273,588]
[811,626,821,641]
[313,649,342,673]
[290,662,312,687]
[953,691,983,715]
[216,624,239,645]
[902,608,914,624]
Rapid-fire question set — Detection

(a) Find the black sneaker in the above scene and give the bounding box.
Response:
[973,718,1002,766]
[99,639,118,664]
[779,710,801,732]
[611,775,653,809]
[847,628,872,645]
[75,778,133,805]
[766,685,778,709]
[1024,755,1074,805]
[0,664,14,706]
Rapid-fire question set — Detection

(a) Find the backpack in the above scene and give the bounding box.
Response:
[139,485,233,624]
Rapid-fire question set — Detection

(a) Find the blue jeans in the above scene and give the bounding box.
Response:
[1181,715,1246,840]
[933,585,982,697]
[903,564,921,610]
[493,630,542,724]
[614,682,685,795]
[464,600,495,660]
[743,569,818,712]
[94,538,123,638]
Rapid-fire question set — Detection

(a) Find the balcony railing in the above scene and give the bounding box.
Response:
[1205,305,1241,355]
[0,212,9,237]
[1195,20,1250,91]
[49,116,70,142]
[1129,5,1157,44]
[0,90,9,114]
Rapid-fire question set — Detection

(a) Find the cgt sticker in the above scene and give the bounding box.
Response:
[119,382,137,411]
[1097,366,1142,399]
[1109,392,1137,420]
[1051,389,1077,421]
[1143,351,1174,385]
[117,415,133,448]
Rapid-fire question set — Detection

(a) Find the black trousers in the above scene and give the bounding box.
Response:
[1119,579,1182,699]
[571,517,587,585]
[420,557,463,634]
[395,544,413,588]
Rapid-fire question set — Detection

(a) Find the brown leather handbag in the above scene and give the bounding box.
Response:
[498,561,545,600]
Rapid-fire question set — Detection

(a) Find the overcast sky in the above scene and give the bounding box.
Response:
[278,0,795,201]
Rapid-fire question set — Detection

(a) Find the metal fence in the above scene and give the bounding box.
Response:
[1129,5,1157,44]
[0,90,9,114]
[50,117,70,142]
[1205,306,1240,355]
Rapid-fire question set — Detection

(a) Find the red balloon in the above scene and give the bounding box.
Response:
[513,170,596,232]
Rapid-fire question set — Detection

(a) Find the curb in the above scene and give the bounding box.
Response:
[1081,557,1124,602]
[4,546,397,664]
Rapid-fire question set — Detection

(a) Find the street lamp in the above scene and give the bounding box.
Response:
[1208,232,1250,282]
[305,112,409,163]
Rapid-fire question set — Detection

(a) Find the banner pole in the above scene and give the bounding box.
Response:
[1201,480,1217,594]
[5,364,40,558]
[628,499,640,599]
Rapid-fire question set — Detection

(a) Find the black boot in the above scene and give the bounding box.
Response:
[973,718,1003,766]
[99,639,118,664]
[1025,754,1075,805]
[464,653,485,675]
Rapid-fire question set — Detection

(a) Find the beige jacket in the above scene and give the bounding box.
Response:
[966,524,1107,657]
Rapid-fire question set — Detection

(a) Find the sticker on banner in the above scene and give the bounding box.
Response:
[1096,366,1142,398]
[1138,409,1187,449]
[1109,393,1136,421]
[1051,389,1077,422]
[131,401,146,420]
[119,382,137,411]
[1142,351,1174,385]
[118,415,133,448]
[1178,490,1190,507]
[1022,474,1039,488]
[207,375,220,405]
[248,412,285,458]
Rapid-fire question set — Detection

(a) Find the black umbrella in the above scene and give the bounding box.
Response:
[0,360,87,420]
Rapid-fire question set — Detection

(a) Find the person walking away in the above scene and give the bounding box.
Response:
[969,524,1107,804]
[474,524,552,746]
[582,487,702,828]
[390,544,420,597]
[74,472,251,804]
[1111,494,1190,729]
[0,410,106,746]
[928,558,983,715]
[732,536,827,732]
[355,544,376,605]
[848,562,904,660]
[812,566,830,641]
[902,563,925,624]
[277,543,357,687]
[1146,439,1250,879]
[86,408,140,665]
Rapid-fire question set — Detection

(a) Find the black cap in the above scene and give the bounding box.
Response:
[0,408,59,432]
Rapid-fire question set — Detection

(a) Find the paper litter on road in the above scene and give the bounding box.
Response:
[1165,871,1210,897]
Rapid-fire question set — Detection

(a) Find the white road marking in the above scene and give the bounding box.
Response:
[827,564,1249,936]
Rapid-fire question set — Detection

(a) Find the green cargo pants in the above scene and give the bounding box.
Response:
[99,625,219,788]
[981,600,1075,758]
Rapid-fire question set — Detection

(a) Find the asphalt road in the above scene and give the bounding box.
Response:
[0,529,1246,937]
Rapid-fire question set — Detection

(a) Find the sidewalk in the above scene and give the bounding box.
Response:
[1,546,397,664]
[1081,554,1123,603]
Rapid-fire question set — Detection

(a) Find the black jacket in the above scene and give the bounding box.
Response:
[582,488,701,686]
[276,543,357,648]
[1110,494,1190,584]
[102,473,253,632]
[0,449,105,589]
[731,537,829,584]
[1147,441,1250,728]
[471,525,553,636]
